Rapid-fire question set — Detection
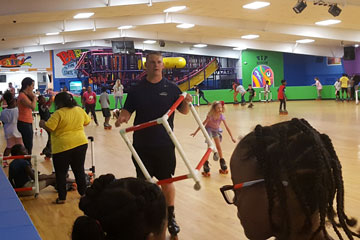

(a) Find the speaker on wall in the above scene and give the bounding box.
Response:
[344,46,355,60]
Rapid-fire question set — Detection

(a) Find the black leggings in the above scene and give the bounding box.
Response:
[279,99,286,110]
[85,104,98,124]
[199,93,209,104]
[17,121,33,154]
[53,144,88,200]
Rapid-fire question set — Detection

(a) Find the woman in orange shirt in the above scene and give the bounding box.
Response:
[17,77,37,154]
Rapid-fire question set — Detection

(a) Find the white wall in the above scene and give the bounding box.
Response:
[0,72,38,94]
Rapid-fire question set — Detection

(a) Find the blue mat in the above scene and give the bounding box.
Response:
[0,168,41,240]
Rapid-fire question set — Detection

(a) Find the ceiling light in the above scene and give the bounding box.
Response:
[46,32,60,36]
[243,1,270,9]
[355,44,359,48]
[315,19,341,26]
[328,4,342,17]
[73,13,94,19]
[164,6,186,12]
[118,25,133,30]
[296,39,315,43]
[233,47,246,51]
[143,40,156,44]
[193,44,207,48]
[293,0,307,14]
[176,23,195,29]
[241,34,259,39]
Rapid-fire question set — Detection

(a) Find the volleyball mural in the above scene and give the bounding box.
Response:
[251,65,274,88]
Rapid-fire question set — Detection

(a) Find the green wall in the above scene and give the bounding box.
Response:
[242,50,284,87]
[0,87,338,113]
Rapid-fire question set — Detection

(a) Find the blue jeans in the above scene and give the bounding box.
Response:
[114,96,123,109]
[17,121,33,154]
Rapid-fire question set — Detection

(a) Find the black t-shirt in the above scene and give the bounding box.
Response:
[39,105,51,121]
[8,159,32,188]
[124,78,182,147]
[247,88,255,96]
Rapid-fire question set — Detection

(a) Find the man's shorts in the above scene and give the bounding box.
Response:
[101,108,111,118]
[132,146,176,180]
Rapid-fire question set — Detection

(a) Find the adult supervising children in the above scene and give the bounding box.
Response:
[115,52,192,238]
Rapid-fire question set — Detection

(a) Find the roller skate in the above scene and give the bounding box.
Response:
[2,160,8,168]
[219,158,229,174]
[168,213,180,239]
[104,123,112,130]
[248,103,254,108]
[279,110,288,115]
[40,152,51,161]
[202,161,211,177]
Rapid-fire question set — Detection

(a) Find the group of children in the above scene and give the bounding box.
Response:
[230,80,288,114]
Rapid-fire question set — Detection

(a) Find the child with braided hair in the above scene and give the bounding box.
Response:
[191,101,236,176]
[72,174,167,240]
[221,118,360,240]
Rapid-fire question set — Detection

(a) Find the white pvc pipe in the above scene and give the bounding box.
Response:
[189,103,216,152]
[33,155,39,195]
[119,129,153,182]
[160,115,201,189]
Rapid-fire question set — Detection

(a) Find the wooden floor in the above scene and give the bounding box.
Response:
[1,100,360,240]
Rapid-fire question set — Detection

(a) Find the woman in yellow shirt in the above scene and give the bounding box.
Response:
[40,92,90,204]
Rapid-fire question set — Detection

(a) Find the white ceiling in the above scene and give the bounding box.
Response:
[1,0,359,57]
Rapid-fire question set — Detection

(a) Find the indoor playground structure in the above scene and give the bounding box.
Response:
[119,93,218,190]
[74,49,221,93]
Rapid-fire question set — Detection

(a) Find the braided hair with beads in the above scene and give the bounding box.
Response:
[72,174,166,240]
[236,118,359,240]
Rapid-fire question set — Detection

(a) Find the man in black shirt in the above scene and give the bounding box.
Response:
[115,52,192,238]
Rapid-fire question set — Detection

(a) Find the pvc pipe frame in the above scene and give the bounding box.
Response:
[119,92,217,190]
[0,155,39,196]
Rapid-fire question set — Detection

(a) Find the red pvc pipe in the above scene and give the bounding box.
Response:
[157,174,188,185]
[15,187,33,192]
[2,155,32,160]
[125,120,158,133]
[167,95,185,117]
[196,148,212,170]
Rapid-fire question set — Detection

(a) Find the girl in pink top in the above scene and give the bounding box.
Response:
[191,101,236,175]
[17,77,37,154]
[312,77,323,100]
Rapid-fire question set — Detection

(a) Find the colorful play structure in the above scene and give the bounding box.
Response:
[74,49,235,93]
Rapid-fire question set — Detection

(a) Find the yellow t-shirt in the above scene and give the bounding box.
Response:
[45,106,90,154]
[340,76,349,88]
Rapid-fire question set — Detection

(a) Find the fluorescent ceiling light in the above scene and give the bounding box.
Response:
[164,6,186,12]
[243,1,270,9]
[118,25,133,30]
[193,44,207,48]
[241,34,259,39]
[46,32,60,36]
[315,19,341,26]
[176,23,195,29]
[296,39,315,44]
[73,12,94,19]
[143,40,156,44]
[233,47,246,50]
